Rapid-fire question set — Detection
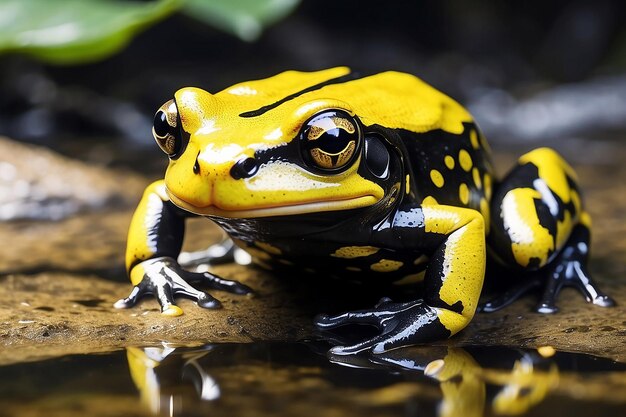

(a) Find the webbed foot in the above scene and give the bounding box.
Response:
[315,298,449,355]
[114,257,252,315]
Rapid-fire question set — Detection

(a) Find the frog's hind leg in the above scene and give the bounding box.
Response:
[484,147,615,313]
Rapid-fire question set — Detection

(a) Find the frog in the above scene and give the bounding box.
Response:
[114,67,615,355]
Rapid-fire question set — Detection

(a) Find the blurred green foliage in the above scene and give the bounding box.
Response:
[0,0,300,65]
[184,0,300,42]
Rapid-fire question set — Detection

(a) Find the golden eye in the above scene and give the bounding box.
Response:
[152,99,184,158]
[301,110,360,172]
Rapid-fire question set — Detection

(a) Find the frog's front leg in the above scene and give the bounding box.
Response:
[316,206,486,354]
[483,148,614,313]
[114,181,252,316]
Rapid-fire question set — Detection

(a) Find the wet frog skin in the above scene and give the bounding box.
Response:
[115,67,615,354]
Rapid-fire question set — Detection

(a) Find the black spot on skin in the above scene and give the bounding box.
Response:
[527,257,542,269]
[449,300,464,314]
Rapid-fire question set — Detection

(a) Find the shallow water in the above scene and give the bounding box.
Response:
[1,341,624,417]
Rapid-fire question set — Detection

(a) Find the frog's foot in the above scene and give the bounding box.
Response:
[314,298,449,355]
[114,257,252,315]
[535,243,615,313]
[480,278,543,313]
[482,225,615,313]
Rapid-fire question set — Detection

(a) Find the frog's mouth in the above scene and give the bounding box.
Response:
[167,192,379,218]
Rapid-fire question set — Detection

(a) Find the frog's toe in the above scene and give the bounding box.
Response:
[537,258,616,313]
[328,333,393,356]
[162,305,184,316]
[117,278,183,316]
[316,300,447,355]
[114,284,149,309]
[118,258,238,313]
[592,294,615,307]
[195,292,222,309]
[535,302,558,314]
[314,307,394,329]
[162,268,222,310]
[184,271,253,296]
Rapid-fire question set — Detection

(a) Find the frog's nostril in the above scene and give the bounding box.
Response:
[193,152,200,174]
[230,157,259,180]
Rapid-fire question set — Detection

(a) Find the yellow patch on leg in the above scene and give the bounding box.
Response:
[518,148,578,203]
[422,205,486,321]
[501,188,554,268]
[125,180,169,272]
[580,211,592,228]
[437,308,471,336]
[129,263,146,286]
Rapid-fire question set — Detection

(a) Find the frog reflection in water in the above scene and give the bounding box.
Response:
[126,343,559,417]
[115,67,615,354]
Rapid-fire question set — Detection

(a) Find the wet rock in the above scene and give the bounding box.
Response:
[0,268,313,366]
[0,136,146,221]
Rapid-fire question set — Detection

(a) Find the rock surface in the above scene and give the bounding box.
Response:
[0,136,146,221]
[0,138,624,367]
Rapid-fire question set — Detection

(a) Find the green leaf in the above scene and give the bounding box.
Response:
[182,0,300,41]
[0,0,179,64]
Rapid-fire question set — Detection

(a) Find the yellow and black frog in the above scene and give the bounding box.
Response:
[115,67,614,354]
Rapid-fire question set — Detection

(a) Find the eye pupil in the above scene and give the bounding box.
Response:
[153,110,171,138]
[313,128,353,154]
[301,110,360,172]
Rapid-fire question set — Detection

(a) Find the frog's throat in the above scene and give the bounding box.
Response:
[167,192,379,218]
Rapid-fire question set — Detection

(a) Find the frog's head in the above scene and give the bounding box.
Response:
[152,68,423,218]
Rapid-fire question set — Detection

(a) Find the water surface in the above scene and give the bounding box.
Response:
[1,342,624,417]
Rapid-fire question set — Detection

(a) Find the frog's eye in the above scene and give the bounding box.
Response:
[301,110,360,172]
[152,99,184,158]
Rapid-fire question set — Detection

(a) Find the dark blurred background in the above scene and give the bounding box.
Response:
[1,0,626,173]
